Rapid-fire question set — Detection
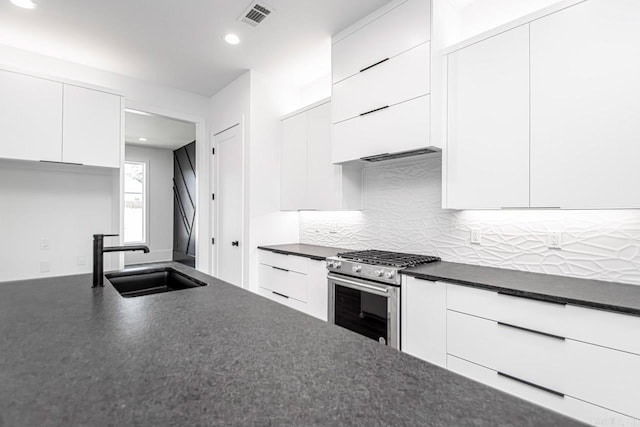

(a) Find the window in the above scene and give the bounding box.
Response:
[124,161,146,244]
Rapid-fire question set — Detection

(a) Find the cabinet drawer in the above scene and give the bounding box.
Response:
[447,310,568,398]
[258,264,308,303]
[447,283,640,355]
[448,355,638,427]
[331,95,430,164]
[258,287,308,313]
[258,250,308,274]
[332,42,430,124]
[448,310,640,419]
[332,0,430,83]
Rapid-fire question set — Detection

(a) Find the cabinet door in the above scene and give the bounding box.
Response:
[332,95,430,164]
[332,0,430,83]
[0,70,63,162]
[306,260,329,321]
[307,102,341,210]
[530,0,640,208]
[280,112,308,210]
[63,85,122,168]
[401,276,446,367]
[446,25,530,209]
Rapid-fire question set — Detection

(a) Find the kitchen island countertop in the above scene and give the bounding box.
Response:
[0,262,583,426]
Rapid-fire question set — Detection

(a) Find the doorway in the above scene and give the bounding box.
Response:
[212,124,243,287]
[123,108,197,267]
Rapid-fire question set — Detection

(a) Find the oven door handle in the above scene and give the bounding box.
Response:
[329,274,390,296]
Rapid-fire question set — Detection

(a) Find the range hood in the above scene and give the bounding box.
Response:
[360,147,440,163]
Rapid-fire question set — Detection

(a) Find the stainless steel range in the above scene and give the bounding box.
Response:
[327,250,440,349]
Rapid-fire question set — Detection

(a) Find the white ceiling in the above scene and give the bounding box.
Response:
[0,0,389,96]
[125,111,196,150]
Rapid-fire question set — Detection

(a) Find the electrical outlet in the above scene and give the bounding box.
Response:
[329,226,338,234]
[470,230,482,245]
[548,232,562,249]
[40,261,50,273]
[77,256,86,266]
[40,239,50,250]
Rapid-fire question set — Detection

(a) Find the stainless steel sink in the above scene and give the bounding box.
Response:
[106,268,207,298]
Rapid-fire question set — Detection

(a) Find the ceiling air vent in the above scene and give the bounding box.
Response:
[240,1,274,27]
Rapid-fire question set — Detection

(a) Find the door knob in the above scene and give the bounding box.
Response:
[232,241,239,247]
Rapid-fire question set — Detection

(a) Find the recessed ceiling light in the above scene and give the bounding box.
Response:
[224,34,240,45]
[138,137,147,142]
[10,0,37,9]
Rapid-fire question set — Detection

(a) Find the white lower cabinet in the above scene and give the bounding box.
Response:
[446,284,640,425]
[258,250,328,321]
[401,276,446,367]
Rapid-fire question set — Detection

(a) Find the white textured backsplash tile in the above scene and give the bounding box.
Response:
[299,155,640,285]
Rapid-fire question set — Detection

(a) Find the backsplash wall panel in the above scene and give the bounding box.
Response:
[299,156,640,285]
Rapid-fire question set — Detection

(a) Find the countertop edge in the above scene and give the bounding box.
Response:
[257,246,330,261]
[402,270,640,317]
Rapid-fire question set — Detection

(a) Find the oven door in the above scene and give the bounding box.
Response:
[328,273,400,349]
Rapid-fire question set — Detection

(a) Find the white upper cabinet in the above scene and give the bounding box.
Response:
[331,0,434,164]
[529,0,640,209]
[281,100,362,211]
[281,110,308,211]
[332,0,430,84]
[0,67,123,168]
[446,25,530,209]
[0,70,63,162]
[63,85,122,168]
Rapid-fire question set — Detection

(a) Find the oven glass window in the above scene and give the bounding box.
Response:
[334,284,388,344]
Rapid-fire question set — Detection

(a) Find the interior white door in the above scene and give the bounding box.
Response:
[214,125,243,287]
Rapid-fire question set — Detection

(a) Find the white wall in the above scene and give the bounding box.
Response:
[0,161,118,282]
[124,144,174,265]
[300,156,640,286]
[0,44,210,279]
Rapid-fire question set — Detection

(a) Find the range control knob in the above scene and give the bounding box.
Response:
[385,271,395,280]
[352,265,362,273]
[335,262,342,269]
[327,261,335,268]
[375,270,384,277]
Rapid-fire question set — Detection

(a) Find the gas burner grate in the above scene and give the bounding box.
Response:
[336,250,440,268]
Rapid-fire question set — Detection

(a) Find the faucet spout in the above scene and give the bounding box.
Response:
[92,234,150,287]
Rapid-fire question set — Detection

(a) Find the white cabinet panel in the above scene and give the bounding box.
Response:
[307,102,341,211]
[530,0,640,208]
[0,70,63,162]
[258,264,308,303]
[446,25,530,209]
[63,85,121,168]
[281,111,308,210]
[401,276,446,367]
[332,0,430,83]
[258,250,308,275]
[332,95,430,164]
[306,260,329,321]
[332,42,430,124]
[448,356,638,427]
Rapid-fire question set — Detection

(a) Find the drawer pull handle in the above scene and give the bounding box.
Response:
[360,58,390,73]
[360,105,390,116]
[272,291,289,299]
[497,372,565,398]
[497,322,565,341]
[272,266,289,272]
[497,290,567,306]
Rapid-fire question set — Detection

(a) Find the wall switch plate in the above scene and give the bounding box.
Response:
[76,256,86,266]
[40,261,50,273]
[548,232,562,249]
[40,239,50,250]
[470,230,482,245]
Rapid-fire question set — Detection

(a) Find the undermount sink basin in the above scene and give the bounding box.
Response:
[106,268,207,298]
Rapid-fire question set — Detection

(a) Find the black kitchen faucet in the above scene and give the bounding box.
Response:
[92,234,149,287]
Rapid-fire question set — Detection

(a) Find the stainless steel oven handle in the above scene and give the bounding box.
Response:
[329,274,390,295]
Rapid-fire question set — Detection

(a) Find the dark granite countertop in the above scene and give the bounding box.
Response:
[0,262,583,426]
[257,243,347,261]
[403,261,640,316]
